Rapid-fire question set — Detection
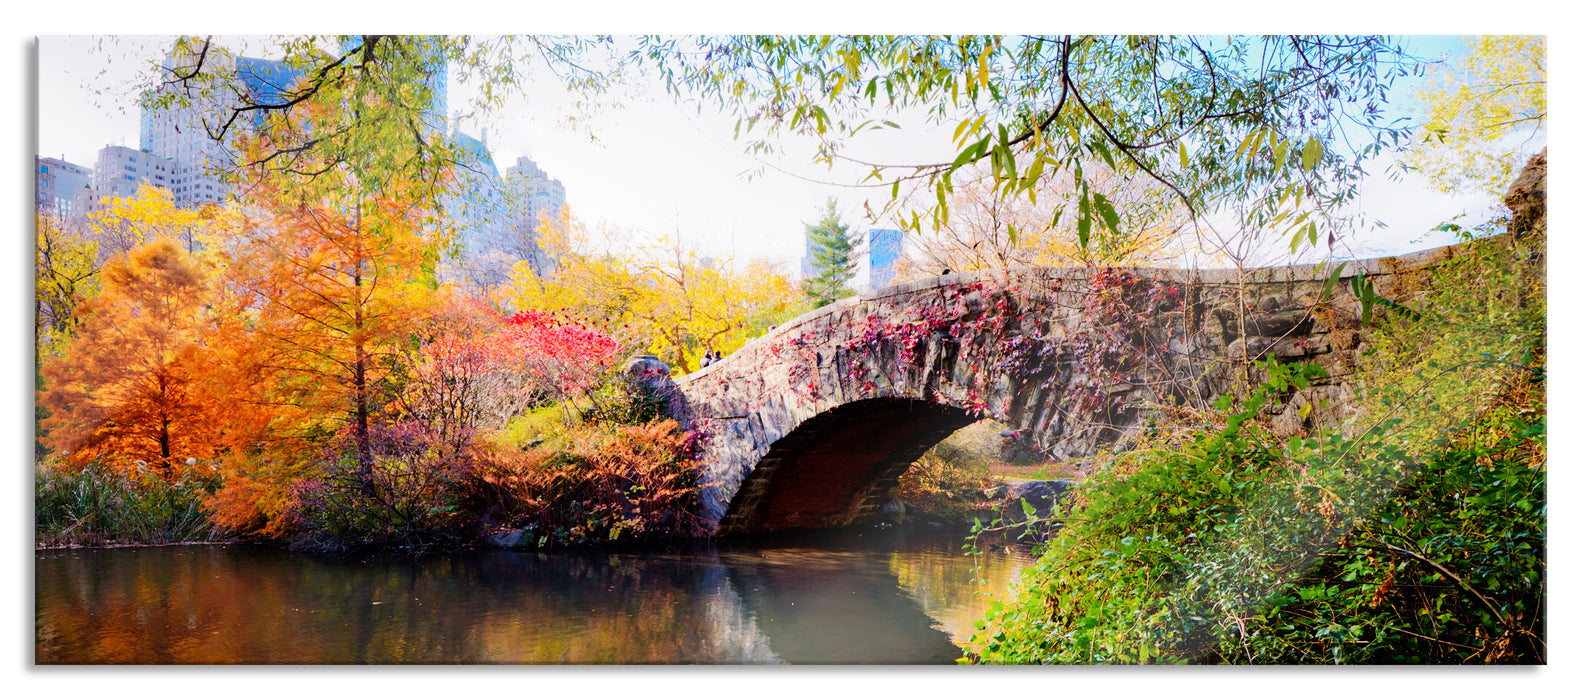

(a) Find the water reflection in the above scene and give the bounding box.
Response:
[35,530,1028,664]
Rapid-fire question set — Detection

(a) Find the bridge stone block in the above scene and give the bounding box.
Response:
[666,239,1488,536]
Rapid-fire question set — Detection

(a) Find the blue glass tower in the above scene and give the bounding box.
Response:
[235,56,302,130]
[867,228,903,290]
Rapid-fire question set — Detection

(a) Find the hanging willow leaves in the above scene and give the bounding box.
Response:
[636,35,1417,254]
[1092,191,1121,234]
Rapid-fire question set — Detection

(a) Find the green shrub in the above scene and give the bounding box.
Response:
[968,234,1545,664]
[580,378,672,426]
[492,403,577,451]
[36,460,223,547]
[489,377,671,451]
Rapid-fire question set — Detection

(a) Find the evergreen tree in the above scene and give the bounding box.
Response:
[800,199,861,307]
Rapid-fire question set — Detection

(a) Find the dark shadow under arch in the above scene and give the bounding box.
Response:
[717,398,978,536]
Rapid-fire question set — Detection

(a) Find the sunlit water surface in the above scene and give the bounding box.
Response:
[36,529,1030,664]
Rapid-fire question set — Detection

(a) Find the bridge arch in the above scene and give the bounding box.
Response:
[665,244,1470,536]
[715,398,976,535]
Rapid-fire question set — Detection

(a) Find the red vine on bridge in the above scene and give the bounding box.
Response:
[822,271,1182,441]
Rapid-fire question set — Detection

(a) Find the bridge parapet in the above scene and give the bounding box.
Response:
[671,240,1486,535]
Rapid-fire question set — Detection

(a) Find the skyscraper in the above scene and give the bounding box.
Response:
[92,145,176,201]
[434,137,571,292]
[35,156,92,220]
[440,128,517,292]
[235,56,303,131]
[138,41,262,209]
[504,155,566,275]
[131,37,447,211]
[848,227,904,292]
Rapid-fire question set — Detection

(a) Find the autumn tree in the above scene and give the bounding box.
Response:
[491,308,624,410]
[85,185,211,262]
[35,212,101,354]
[736,258,809,337]
[629,244,804,372]
[388,294,501,456]
[1401,36,1546,198]
[96,35,619,535]
[389,294,622,449]
[39,239,223,474]
[800,198,861,306]
[501,207,640,321]
[215,174,443,482]
[201,190,447,538]
[505,218,804,374]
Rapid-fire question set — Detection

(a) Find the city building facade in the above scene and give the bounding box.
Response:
[137,42,252,209]
[440,129,517,292]
[504,154,566,274]
[436,136,568,292]
[92,145,177,201]
[35,156,92,220]
[42,37,570,295]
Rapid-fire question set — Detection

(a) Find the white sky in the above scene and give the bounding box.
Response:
[34,34,957,270]
[31,32,1529,272]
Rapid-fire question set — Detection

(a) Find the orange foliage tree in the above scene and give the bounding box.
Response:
[39,239,224,474]
[392,294,504,455]
[183,54,468,534]
[212,175,444,479]
[197,177,446,535]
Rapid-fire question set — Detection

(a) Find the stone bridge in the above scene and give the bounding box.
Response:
[655,242,1483,537]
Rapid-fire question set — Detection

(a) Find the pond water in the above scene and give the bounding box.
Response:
[35,529,1031,664]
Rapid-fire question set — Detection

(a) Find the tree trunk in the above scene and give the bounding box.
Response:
[158,372,173,473]
[352,204,374,481]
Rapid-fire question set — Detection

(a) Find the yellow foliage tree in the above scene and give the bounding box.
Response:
[86,185,214,262]
[35,212,101,354]
[495,207,633,322]
[505,210,805,374]
[1402,36,1546,198]
[627,241,805,373]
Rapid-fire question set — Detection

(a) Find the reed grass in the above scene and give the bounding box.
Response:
[35,460,224,547]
